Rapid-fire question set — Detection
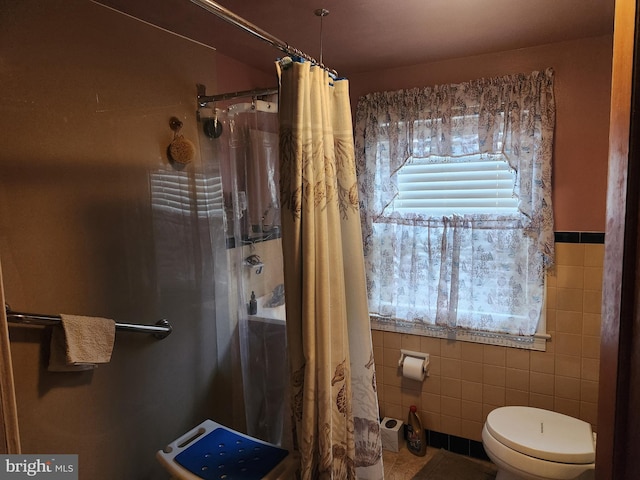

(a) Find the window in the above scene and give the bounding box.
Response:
[354,69,555,350]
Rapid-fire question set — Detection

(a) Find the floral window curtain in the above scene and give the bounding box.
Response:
[354,69,555,337]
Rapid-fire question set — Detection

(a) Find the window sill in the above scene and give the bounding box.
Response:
[370,315,549,351]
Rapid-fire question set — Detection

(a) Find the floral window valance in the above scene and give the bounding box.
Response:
[354,69,555,342]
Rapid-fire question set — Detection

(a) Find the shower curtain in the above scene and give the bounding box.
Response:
[277,59,384,479]
[203,99,289,447]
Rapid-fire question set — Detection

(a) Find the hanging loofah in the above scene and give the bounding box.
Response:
[168,135,195,165]
[167,116,195,168]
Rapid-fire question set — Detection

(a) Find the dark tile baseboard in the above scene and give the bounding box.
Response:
[554,231,605,244]
[425,429,490,461]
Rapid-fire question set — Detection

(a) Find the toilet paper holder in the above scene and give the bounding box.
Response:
[398,349,430,377]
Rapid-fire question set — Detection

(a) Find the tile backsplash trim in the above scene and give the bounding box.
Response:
[554,231,605,244]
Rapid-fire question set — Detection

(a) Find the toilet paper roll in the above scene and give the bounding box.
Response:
[402,355,425,381]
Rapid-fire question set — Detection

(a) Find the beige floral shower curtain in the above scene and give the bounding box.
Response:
[276,58,383,480]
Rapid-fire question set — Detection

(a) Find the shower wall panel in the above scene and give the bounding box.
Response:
[0,0,272,478]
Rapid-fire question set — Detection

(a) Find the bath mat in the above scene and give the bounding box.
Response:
[411,449,497,480]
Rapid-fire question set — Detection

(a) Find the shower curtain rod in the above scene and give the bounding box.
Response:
[197,85,278,107]
[189,0,338,77]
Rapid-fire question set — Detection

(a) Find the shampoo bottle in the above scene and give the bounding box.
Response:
[407,405,427,456]
[248,291,257,315]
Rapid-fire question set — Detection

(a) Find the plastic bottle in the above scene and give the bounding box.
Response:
[248,291,257,315]
[407,405,427,456]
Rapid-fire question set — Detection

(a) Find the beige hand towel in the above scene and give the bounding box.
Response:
[48,314,116,372]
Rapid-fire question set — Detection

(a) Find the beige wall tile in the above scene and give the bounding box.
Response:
[580,401,598,427]
[555,354,582,378]
[374,345,384,366]
[440,415,461,436]
[384,331,402,349]
[483,384,506,406]
[402,388,422,409]
[461,400,483,422]
[555,376,581,400]
[461,380,483,402]
[583,267,603,291]
[530,393,554,410]
[428,355,442,377]
[377,367,385,387]
[556,265,585,289]
[530,351,555,373]
[461,342,484,362]
[584,244,605,267]
[555,398,581,418]
[422,375,441,394]
[383,347,401,367]
[383,365,402,387]
[530,372,554,396]
[556,310,583,334]
[506,388,529,406]
[582,335,601,359]
[556,287,584,312]
[506,348,530,370]
[506,368,530,391]
[582,358,600,382]
[441,377,462,398]
[555,243,585,266]
[546,309,557,333]
[546,284,557,309]
[483,345,506,366]
[441,397,461,417]
[441,358,462,379]
[385,385,403,406]
[483,365,506,387]
[371,329,384,347]
[583,290,602,314]
[420,336,441,356]
[582,313,602,336]
[460,420,483,442]
[401,333,421,351]
[385,403,404,421]
[581,380,599,404]
[441,340,462,359]
[461,360,483,383]
[555,333,583,357]
[421,392,441,413]
[424,411,441,432]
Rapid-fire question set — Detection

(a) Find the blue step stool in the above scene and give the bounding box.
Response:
[157,419,298,480]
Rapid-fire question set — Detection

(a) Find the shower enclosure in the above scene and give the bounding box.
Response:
[198,96,289,447]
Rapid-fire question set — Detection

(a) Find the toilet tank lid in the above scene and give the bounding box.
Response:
[485,406,595,464]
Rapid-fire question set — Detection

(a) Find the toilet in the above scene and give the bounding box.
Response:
[482,406,595,480]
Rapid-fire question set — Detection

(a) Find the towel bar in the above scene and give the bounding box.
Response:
[4,304,172,339]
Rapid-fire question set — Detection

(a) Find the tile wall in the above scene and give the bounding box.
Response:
[373,238,604,442]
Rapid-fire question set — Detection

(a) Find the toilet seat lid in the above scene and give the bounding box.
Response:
[486,406,595,464]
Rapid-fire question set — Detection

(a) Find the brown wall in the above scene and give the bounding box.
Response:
[349,35,613,233]
[0,1,271,478]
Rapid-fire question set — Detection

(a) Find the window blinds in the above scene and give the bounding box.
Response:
[392,154,518,216]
